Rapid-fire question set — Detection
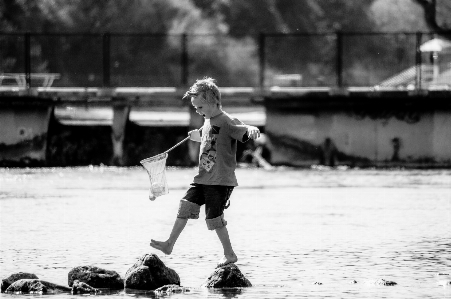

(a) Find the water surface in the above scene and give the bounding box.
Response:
[1,166,450,298]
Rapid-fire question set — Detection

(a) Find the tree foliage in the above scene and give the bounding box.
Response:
[1,0,449,87]
[413,0,451,32]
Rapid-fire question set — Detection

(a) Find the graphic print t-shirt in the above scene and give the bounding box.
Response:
[193,112,249,186]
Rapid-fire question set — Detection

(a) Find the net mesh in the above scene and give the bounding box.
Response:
[140,153,169,199]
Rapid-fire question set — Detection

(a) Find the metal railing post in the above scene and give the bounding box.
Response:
[103,32,111,87]
[181,33,188,86]
[24,32,31,88]
[336,31,343,88]
[259,33,266,89]
[415,32,422,90]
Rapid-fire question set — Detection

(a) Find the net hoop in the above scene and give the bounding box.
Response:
[140,152,168,165]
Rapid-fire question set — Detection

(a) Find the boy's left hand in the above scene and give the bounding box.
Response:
[247,126,260,140]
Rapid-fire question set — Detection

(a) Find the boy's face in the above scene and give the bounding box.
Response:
[191,94,219,119]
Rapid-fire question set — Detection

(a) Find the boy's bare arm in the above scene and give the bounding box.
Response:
[246,126,260,140]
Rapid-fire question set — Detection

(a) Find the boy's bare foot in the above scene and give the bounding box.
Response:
[150,239,173,255]
[217,253,238,267]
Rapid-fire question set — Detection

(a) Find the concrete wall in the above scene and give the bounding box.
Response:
[264,93,451,167]
[1,92,450,168]
[0,97,53,165]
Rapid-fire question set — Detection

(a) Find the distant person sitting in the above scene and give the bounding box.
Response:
[240,133,273,170]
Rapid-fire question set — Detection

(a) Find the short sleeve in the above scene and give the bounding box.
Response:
[227,118,249,142]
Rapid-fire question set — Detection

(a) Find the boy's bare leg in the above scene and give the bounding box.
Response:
[215,226,238,267]
[150,217,187,255]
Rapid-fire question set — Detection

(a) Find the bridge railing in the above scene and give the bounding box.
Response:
[0,31,450,90]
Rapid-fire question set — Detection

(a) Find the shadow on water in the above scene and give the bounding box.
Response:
[122,288,157,298]
[122,287,246,298]
[207,287,247,298]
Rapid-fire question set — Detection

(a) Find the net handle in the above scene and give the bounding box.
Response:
[163,126,203,154]
[164,135,190,154]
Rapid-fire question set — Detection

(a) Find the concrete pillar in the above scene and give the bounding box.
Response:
[111,99,130,166]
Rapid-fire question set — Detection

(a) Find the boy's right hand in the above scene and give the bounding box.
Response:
[188,129,201,142]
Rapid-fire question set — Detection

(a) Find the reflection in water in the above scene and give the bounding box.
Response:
[0,167,450,299]
[207,288,245,298]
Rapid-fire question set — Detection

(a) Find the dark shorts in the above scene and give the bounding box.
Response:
[182,183,234,219]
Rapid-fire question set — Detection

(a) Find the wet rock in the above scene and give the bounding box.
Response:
[5,279,47,294]
[153,284,191,295]
[375,279,397,286]
[124,254,180,290]
[71,279,99,294]
[1,272,39,293]
[5,279,71,294]
[202,263,252,288]
[68,265,124,289]
[365,279,397,286]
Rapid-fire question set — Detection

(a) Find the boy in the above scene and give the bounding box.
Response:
[150,77,260,267]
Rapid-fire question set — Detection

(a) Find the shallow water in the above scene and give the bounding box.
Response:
[1,166,450,298]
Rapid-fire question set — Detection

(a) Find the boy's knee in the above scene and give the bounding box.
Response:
[177,200,200,219]
[206,214,227,230]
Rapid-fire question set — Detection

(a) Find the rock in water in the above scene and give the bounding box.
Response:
[364,279,397,286]
[5,279,71,294]
[68,266,124,289]
[71,280,99,294]
[124,254,180,290]
[202,264,252,288]
[1,272,39,293]
[374,279,397,286]
[5,279,47,294]
[154,284,191,295]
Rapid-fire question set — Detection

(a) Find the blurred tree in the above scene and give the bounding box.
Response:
[2,0,449,87]
[196,0,375,37]
[0,0,55,31]
[413,0,451,32]
[369,0,429,32]
[435,0,451,30]
[0,0,23,31]
[0,0,52,74]
[319,0,376,31]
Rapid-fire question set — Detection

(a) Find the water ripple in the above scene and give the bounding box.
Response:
[1,167,450,299]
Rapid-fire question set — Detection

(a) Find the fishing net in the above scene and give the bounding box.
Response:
[140,153,169,200]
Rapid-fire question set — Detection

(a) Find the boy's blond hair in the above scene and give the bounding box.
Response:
[183,77,222,108]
